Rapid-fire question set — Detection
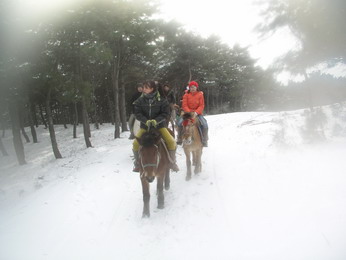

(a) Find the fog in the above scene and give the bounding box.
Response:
[1,2,346,259]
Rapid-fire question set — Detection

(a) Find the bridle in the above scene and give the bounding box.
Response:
[182,118,196,145]
[139,144,161,175]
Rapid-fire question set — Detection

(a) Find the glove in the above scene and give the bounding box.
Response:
[145,119,157,128]
[151,120,157,127]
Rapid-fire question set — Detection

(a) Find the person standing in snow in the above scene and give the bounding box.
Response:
[132,80,179,172]
[177,81,209,147]
[128,83,143,139]
[158,82,179,127]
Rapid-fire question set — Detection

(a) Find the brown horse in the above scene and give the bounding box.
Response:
[181,112,203,181]
[136,130,171,218]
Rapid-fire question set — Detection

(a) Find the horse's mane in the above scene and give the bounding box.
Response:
[182,112,193,120]
[182,112,199,126]
[140,130,161,147]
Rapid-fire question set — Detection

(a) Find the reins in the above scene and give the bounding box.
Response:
[139,144,160,170]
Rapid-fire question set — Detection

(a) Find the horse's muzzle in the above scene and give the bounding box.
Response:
[146,176,155,183]
[183,137,192,145]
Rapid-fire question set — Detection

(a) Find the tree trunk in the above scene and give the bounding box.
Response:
[28,101,38,143]
[28,113,38,143]
[188,62,192,82]
[82,97,92,148]
[0,136,9,156]
[86,108,91,138]
[62,105,68,129]
[21,127,30,143]
[46,86,62,159]
[120,74,128,132]
[1,116,6,138]
[31,103,38,127]
[106,86,115,125]
[19,105,30,143]
[94,114,99,130]
[9,101,26,165]
[112,50,121,139]
[212,87,216,113]
[73,101,78,138]
[39,104,48,129]
[92,85,99,130]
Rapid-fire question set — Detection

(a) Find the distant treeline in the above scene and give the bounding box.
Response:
[0,0,345,164]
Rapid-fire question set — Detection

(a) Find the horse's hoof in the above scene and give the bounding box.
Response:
[157,204,164,209]
[142,213,150,218]
[185,176,191,181]
[164,185,170,191]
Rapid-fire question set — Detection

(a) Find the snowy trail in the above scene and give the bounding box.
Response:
[1,108,346,260]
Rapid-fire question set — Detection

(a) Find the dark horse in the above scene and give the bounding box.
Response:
[181,112,203,181]
[136,129,171,218]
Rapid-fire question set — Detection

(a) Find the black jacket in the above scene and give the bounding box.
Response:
[133,91,169,130]
[161,89,176,105]
[130,92,143,113]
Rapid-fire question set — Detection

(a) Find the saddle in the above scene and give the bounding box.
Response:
[159,138,175,164]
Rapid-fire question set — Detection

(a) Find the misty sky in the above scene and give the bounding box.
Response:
[7,0,346,83]
[158,0,299,69]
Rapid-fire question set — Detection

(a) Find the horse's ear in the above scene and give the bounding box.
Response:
[155,137,161,145]
[153,130,161,143]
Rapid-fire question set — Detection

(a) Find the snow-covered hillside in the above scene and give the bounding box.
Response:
[1,104,346,260]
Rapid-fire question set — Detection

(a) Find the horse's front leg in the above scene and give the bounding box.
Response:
[141,176,150,218]
[194,148,202,174]
[184,148,192,181]
[156,174,164,209]
[164,168,170,190]
[192,151,196,166]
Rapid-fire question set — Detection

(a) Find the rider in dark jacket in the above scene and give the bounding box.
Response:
[132,80,179,172]
[133,91,169,130]
[158,83,178,126]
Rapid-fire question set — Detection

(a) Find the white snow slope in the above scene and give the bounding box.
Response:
[1,104,346,260]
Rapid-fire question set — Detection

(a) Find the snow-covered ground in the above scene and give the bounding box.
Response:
[1,104,346,260]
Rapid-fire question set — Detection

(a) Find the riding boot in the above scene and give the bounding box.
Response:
[168,150,179,172]
[176,126,183,145]
[132,150,140,172]
[202,128,209,147]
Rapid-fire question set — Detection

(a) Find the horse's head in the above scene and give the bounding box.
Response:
[182,112,198,145]
[136,130,161,183]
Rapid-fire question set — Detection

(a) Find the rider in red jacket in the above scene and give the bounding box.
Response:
[182,86,205,115]
[177,81,209,147]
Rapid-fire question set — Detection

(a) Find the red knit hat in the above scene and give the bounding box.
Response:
[188,81,198,88]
